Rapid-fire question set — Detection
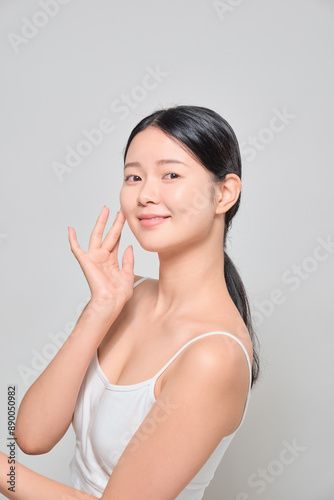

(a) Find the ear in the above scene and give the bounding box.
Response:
[214,174,242,215]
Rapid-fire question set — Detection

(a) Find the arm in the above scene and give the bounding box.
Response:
[0,450,97,500]
[15,207,135,455]
[1,332,249,499]
[14,300,120,455]
[100,334,251,500]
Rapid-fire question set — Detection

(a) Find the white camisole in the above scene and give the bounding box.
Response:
[69,277,252,499]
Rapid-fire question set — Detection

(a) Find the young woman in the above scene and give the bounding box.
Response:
[0,105,259,499]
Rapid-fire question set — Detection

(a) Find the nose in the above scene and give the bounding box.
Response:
[137,178,160,206]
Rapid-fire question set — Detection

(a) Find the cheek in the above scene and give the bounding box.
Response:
[119,188,131,216]
[175,182,215,220]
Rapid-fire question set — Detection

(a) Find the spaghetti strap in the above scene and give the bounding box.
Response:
[133,276,150,288]
[152,331,252,431]
[153,331,252,384]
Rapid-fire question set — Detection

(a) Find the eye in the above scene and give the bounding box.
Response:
[164,172,179,179]
[124,175,141,182]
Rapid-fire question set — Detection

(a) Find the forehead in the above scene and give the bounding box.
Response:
[125,126,196,164]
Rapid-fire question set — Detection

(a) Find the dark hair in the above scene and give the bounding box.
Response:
[123,105,260,386]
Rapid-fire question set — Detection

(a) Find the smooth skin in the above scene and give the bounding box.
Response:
[0,126,252,499]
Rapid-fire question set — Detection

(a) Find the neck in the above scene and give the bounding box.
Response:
[152,238,230,318]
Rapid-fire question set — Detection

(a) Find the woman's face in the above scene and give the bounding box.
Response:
[120,126,219,253]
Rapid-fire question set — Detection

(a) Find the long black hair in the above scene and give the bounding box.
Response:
[123,105,260,386]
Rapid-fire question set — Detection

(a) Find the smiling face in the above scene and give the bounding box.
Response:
[119,126,221,254]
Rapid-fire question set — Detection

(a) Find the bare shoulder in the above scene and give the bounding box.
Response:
[160,333,251,435]
[174,333,251,385]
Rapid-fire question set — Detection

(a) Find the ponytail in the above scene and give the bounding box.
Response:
[223,250,260,386]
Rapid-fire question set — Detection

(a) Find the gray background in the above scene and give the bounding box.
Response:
[1,1,333,499]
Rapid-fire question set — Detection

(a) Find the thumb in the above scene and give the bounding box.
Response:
[122,245,134,275]
[68,226,84,261]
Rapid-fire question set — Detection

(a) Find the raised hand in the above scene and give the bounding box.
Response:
[68,206,134,308]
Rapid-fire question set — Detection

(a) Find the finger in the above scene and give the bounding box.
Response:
[122,245,134,277]
[104,228,121,263]
[68,227,85,260]
[88,206,110,251]
[112,231,121,256]
[101,209,126,253]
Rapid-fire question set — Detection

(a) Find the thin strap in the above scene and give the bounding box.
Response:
[153,331,252,384]
[133,277,150,288]
[152,331,252,431]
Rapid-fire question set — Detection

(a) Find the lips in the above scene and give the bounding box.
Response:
[138,215,171,228]
[138,215,171,220]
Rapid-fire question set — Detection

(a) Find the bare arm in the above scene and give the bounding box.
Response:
[15,207,135,454]
[0,450,97,500]
[1,335,250,500]
[101,334,251,499]
[14,300,119,454]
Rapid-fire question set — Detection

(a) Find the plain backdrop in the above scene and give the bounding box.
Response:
[1,1,333,499]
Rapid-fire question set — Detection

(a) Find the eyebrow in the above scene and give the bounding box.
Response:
[124,159,188,170]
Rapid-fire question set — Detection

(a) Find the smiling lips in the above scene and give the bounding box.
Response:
[138,214,171,220]
[138,214,171,227]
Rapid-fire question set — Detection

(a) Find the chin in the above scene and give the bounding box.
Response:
[136,238,169,253]
[132,233,175,254]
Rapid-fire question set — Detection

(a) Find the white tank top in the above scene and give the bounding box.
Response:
[69,277,252,499]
